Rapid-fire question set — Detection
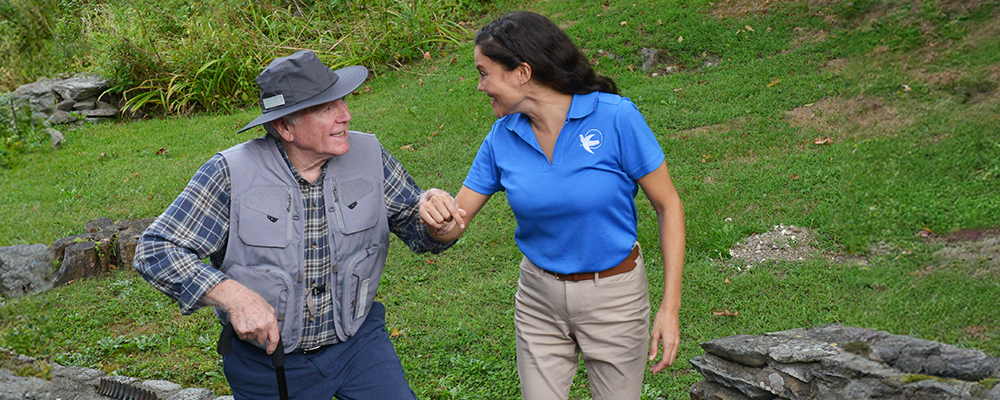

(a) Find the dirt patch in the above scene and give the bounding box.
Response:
[784,96,912,141]
[670,123,730,141]
[708,0,774,19]
[726,224,863,272]
[821,58,848,73]
[789,27,831,50]
[727,225,1000,279]
[929,228,1000,277]
[937,0,989,16]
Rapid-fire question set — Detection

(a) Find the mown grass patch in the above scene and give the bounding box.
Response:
[0,0,998,399]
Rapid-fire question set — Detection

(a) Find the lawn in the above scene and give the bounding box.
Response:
[1,0,998,399]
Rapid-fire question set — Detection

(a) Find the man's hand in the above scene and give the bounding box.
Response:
[419,188,466,236]
[204,280,281,354]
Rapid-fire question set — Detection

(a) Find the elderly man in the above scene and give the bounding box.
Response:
[134,50,460,399]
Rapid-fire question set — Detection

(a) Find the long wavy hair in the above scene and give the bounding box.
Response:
[475,11,618,96]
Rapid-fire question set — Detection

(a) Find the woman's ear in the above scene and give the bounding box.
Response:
[517,62,533,84]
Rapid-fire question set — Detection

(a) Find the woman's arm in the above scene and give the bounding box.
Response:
[637,161,685,374]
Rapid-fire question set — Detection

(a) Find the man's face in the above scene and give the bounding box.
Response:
[282,98,352,158]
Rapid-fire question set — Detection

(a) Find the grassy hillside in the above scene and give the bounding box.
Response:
[1,0,998,399]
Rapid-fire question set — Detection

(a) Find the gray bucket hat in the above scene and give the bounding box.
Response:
[238,50,369,133]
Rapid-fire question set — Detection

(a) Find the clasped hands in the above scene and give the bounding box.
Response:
[419,188,466,237]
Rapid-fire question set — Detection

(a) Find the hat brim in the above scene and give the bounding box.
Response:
[238,65,369,133]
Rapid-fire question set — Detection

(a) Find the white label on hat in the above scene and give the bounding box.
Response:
[262,94,285,109]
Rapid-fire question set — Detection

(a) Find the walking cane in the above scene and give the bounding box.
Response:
[218,323,289,400]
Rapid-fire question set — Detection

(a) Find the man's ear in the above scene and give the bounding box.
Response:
[271,117,295,142]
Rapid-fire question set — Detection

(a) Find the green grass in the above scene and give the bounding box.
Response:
[1,0,999,399]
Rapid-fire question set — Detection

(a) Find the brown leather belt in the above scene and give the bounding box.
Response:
[544,245,640,281]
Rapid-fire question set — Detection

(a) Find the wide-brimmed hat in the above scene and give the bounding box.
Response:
[238,50,369,133]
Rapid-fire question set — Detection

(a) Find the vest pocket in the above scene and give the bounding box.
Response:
[333,175,380,234]
[343,243,380,325]
[224,265,298,350]
[238,191,292,248]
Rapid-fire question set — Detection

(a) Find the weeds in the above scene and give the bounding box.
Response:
[0,94,51,168]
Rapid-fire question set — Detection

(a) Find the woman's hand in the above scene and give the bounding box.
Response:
[648,306,680,374]
[419,188,467,237]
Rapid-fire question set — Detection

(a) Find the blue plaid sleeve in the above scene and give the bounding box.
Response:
[382,147,456,254]
[133,154,231,315]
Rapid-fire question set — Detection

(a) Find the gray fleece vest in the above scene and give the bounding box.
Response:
[216,132,390,353]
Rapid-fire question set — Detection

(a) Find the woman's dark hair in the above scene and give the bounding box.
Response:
[475,11,618,95]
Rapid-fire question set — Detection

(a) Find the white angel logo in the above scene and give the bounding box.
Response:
[579,129,603,154]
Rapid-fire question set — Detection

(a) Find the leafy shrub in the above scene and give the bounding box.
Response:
[77,0,492,116]
[0,94,50,169]
[1,0,501,115]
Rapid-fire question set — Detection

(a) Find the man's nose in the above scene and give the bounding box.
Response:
[335,100,351,122]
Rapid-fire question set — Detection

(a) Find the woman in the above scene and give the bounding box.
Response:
[420,11,684,400]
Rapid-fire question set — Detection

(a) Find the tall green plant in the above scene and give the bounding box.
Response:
[82,0,486,117]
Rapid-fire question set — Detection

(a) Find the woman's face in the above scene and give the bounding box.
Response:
[474,46,524,118]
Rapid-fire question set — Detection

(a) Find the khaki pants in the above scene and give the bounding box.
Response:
[514,247,650,400]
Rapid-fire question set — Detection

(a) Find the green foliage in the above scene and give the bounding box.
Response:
[0,94,50,168]
[0,0,92,89]
[76,0,499,116]
[0,0,997,399]
[0,0,506,109]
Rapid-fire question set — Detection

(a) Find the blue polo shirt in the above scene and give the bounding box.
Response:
[463,91,665,274]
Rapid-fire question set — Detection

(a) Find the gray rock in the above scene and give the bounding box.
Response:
[45,127,64,149]
[73,99,96,110]
[641,47,674,73]
[0,368,51,400]
[0,243,54,298]
[52,75,108,102]
[690,354,775,399]
[144,379,183,399]
[79,105,117,118]
[55,99,75,111]
[47,109,77,125]
[52,241,100,287]
[12,78,58,112]
[769,340,838,363]
[166,388,217,400]
[701,335,781,367]
[49,365,107,400]
[689,324,1000,400]
[691,379,753,400]
[85,217,115,233]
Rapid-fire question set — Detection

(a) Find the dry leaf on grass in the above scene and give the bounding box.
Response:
[712,308,738,317]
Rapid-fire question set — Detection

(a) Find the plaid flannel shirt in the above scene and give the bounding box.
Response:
[134,137,453,348]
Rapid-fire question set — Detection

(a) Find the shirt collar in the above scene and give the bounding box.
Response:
[274,135,327,185]
[503,91,601,139]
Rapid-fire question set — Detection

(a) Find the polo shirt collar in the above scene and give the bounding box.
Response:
[503,91,600,140]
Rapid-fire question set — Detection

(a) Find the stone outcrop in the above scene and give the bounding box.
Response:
[1,347,232,400]
[689,324,1000,400]
[10,74,120,126]
[0,217,155,296]
[51,217,155,287]
[0,244,53,298]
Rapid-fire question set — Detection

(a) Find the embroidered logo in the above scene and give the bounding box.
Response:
[579,129,603,154]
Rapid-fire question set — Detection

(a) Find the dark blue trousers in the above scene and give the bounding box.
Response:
[222,302,417,400]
